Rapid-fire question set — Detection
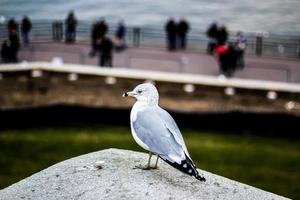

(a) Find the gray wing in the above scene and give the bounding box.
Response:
[155,107,191,159]
[133,108,185,163]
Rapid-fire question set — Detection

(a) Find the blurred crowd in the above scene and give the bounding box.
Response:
[206,22,247,77]
[1,16,31,63]
[165,17,190,51]
[1,12,247,78]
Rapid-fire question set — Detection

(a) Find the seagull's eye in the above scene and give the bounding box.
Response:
[137,90,143,94]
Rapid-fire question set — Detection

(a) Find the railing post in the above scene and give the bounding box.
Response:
[59,21,63,41]
[256,35,263,56]
[298,39,300,59]
[52,21,57,41]
[133,27,140,47]
[52,21,63,41]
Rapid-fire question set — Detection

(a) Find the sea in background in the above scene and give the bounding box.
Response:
[0,0,300,34]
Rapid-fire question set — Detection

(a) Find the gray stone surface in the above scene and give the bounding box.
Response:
[0,148,289,200]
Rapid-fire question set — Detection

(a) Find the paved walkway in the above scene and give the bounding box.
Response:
[18,42,300,83]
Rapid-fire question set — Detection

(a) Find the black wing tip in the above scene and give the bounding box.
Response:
[160,156,206,182]
[196,175,206,182]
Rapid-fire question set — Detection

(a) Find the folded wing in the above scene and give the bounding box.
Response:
[132,107,185,164]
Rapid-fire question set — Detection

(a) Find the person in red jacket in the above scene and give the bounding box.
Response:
[215,44,237,77]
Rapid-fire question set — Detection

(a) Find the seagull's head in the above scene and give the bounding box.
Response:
[123,83,159,106]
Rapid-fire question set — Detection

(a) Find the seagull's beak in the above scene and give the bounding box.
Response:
[122,91,136,97]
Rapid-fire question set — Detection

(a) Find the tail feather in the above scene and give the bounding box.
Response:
[160,153,206,182]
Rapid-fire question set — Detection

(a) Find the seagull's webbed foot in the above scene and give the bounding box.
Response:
[133,164,152,170]
[133,164,158,170]
[133,152,159,170]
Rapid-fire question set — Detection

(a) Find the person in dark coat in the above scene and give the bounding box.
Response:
[98,19,108,39]
[1,40,11,63]
[8,31,20,63]
[65,11,77,43]
[114,20,126,51]
[215,44,238,77]
[177,17,189,50]
[21,16,32,47]
[7,18,17,36]
[216,25,228,45]
[90,19,108,56]
[91,21,100,53]
[165,18,177,51]
[98,35,113,67]
[206,22,218,54]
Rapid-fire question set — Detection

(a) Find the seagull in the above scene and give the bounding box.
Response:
[123,83,206,182]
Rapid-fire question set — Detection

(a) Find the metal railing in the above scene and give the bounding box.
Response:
[0,19,300,58]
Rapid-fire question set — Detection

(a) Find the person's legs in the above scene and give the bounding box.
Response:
[239,50,245,68]
[167,35,172,50]
[23,32,29,47]
[11,49,18,63]
[99,53,105,67]
[108,55,113,67]
[170,35,176,51]
[181,34,186,50]
[103,55,113,67]
[236,50,245,69]
[72,31,76,42]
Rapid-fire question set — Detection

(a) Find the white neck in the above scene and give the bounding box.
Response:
[135,96,158,106]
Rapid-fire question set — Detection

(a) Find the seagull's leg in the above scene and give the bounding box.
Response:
[147,152,152,168]
[134,152,152,170]
[152,156,159,169]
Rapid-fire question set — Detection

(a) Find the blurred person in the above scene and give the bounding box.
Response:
[215,25,228,45]
[98,18,108,39]
[98,35,113,67]
[7,18,17,36]
[65,11,77,43]
[235,31,247,68]
[206,22,218,54]
[114,20,126,51]
[215,44,237,77]
[177,17,189,50]
[165,18,177,51]
[21,16,32,47]
[91,21,100,53]
[90,19,108,56]
[1,40,11,63]
[8,30,20,63]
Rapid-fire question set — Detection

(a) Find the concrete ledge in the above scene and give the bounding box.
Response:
[0,149,289,200]
[0,62,299,114]
[1,62,300,93]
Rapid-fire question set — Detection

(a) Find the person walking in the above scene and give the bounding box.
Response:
[215,44,238,77]
[65,11,77,43]
[177,17,189,50]
[235,31,247,68]
[114,20,126,51]
[206,22,218,54]
[21,16,32,47]
[98,35,113,67]
[165,18,177,51]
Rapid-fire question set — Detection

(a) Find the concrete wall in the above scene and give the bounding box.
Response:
[0,62,299,115]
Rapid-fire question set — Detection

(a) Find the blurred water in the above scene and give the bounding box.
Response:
[0,0,300,34]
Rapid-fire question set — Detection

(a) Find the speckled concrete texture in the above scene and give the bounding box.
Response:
[0,149,289,200]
